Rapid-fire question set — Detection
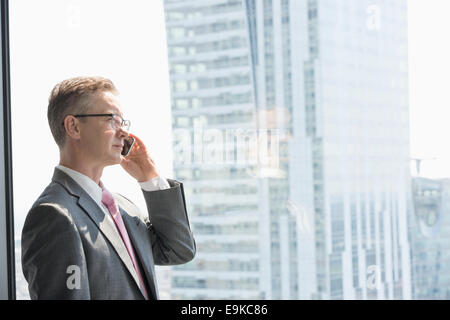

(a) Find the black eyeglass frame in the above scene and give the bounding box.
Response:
[62,113,131,131]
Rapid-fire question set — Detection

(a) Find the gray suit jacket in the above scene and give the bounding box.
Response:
[21,168,196,300]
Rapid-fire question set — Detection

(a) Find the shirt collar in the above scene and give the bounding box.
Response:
[56,165,104,205]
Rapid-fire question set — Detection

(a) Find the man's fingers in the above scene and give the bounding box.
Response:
[128,134,148,154]
[129,133,145,146]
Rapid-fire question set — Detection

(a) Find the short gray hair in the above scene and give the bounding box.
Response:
[47,76,118,148]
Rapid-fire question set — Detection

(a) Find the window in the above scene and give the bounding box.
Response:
[10,0,173,300]
[3,0,450,301]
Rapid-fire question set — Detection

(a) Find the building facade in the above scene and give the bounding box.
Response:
[410,177,450,299]
[163,0,411,299]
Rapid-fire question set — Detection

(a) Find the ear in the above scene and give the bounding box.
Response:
[63,115,82,140]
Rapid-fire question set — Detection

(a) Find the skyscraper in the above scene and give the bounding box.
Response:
[163,0,410,300]
[410,177,450,299]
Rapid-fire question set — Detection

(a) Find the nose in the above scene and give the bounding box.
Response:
[116,127,128,138]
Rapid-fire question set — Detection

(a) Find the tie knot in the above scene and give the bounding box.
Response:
[101,188,115,208]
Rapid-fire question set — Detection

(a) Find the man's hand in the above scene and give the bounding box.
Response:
[120,133,159,182]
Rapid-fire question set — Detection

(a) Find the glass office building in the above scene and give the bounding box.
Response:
[410,177,450,299]
[163,0,410,299]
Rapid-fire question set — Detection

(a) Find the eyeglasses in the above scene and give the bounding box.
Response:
[65,113,131,132]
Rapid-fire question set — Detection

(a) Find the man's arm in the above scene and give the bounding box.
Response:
[21,203,90,300]
[118,133,195,265]
[141,179,196,265]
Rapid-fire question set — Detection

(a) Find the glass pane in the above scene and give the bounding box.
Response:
[163,0,448,300]
[10,0,173,299]
[10,0,450,301]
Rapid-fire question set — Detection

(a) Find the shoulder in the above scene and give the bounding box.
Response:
[31,181,77,210]
[24,181,79,231]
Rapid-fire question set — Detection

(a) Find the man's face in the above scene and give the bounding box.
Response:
[78,91,128,167]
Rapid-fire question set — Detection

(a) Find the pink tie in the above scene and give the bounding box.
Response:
[101,187,149,300]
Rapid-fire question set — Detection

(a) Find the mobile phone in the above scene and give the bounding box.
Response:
[121,136,136,156]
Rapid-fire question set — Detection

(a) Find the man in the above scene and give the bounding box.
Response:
[21,76,196,300]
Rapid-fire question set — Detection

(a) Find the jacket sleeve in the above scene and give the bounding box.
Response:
[141,179,196,265]
[21,203,90,300]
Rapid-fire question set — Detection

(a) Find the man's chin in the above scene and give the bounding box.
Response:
[104,154,123,166]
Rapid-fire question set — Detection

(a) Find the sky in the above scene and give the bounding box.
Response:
[8,0,450,228]
[408,0,450,178]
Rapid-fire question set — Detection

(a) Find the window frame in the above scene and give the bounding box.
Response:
[0,0,15,300]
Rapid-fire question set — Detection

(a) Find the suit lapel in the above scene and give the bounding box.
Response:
[52,168,143,296]
[76,197,143,291]
[120,208,159,300]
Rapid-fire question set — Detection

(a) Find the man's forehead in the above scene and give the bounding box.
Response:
[90,91,123,116]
